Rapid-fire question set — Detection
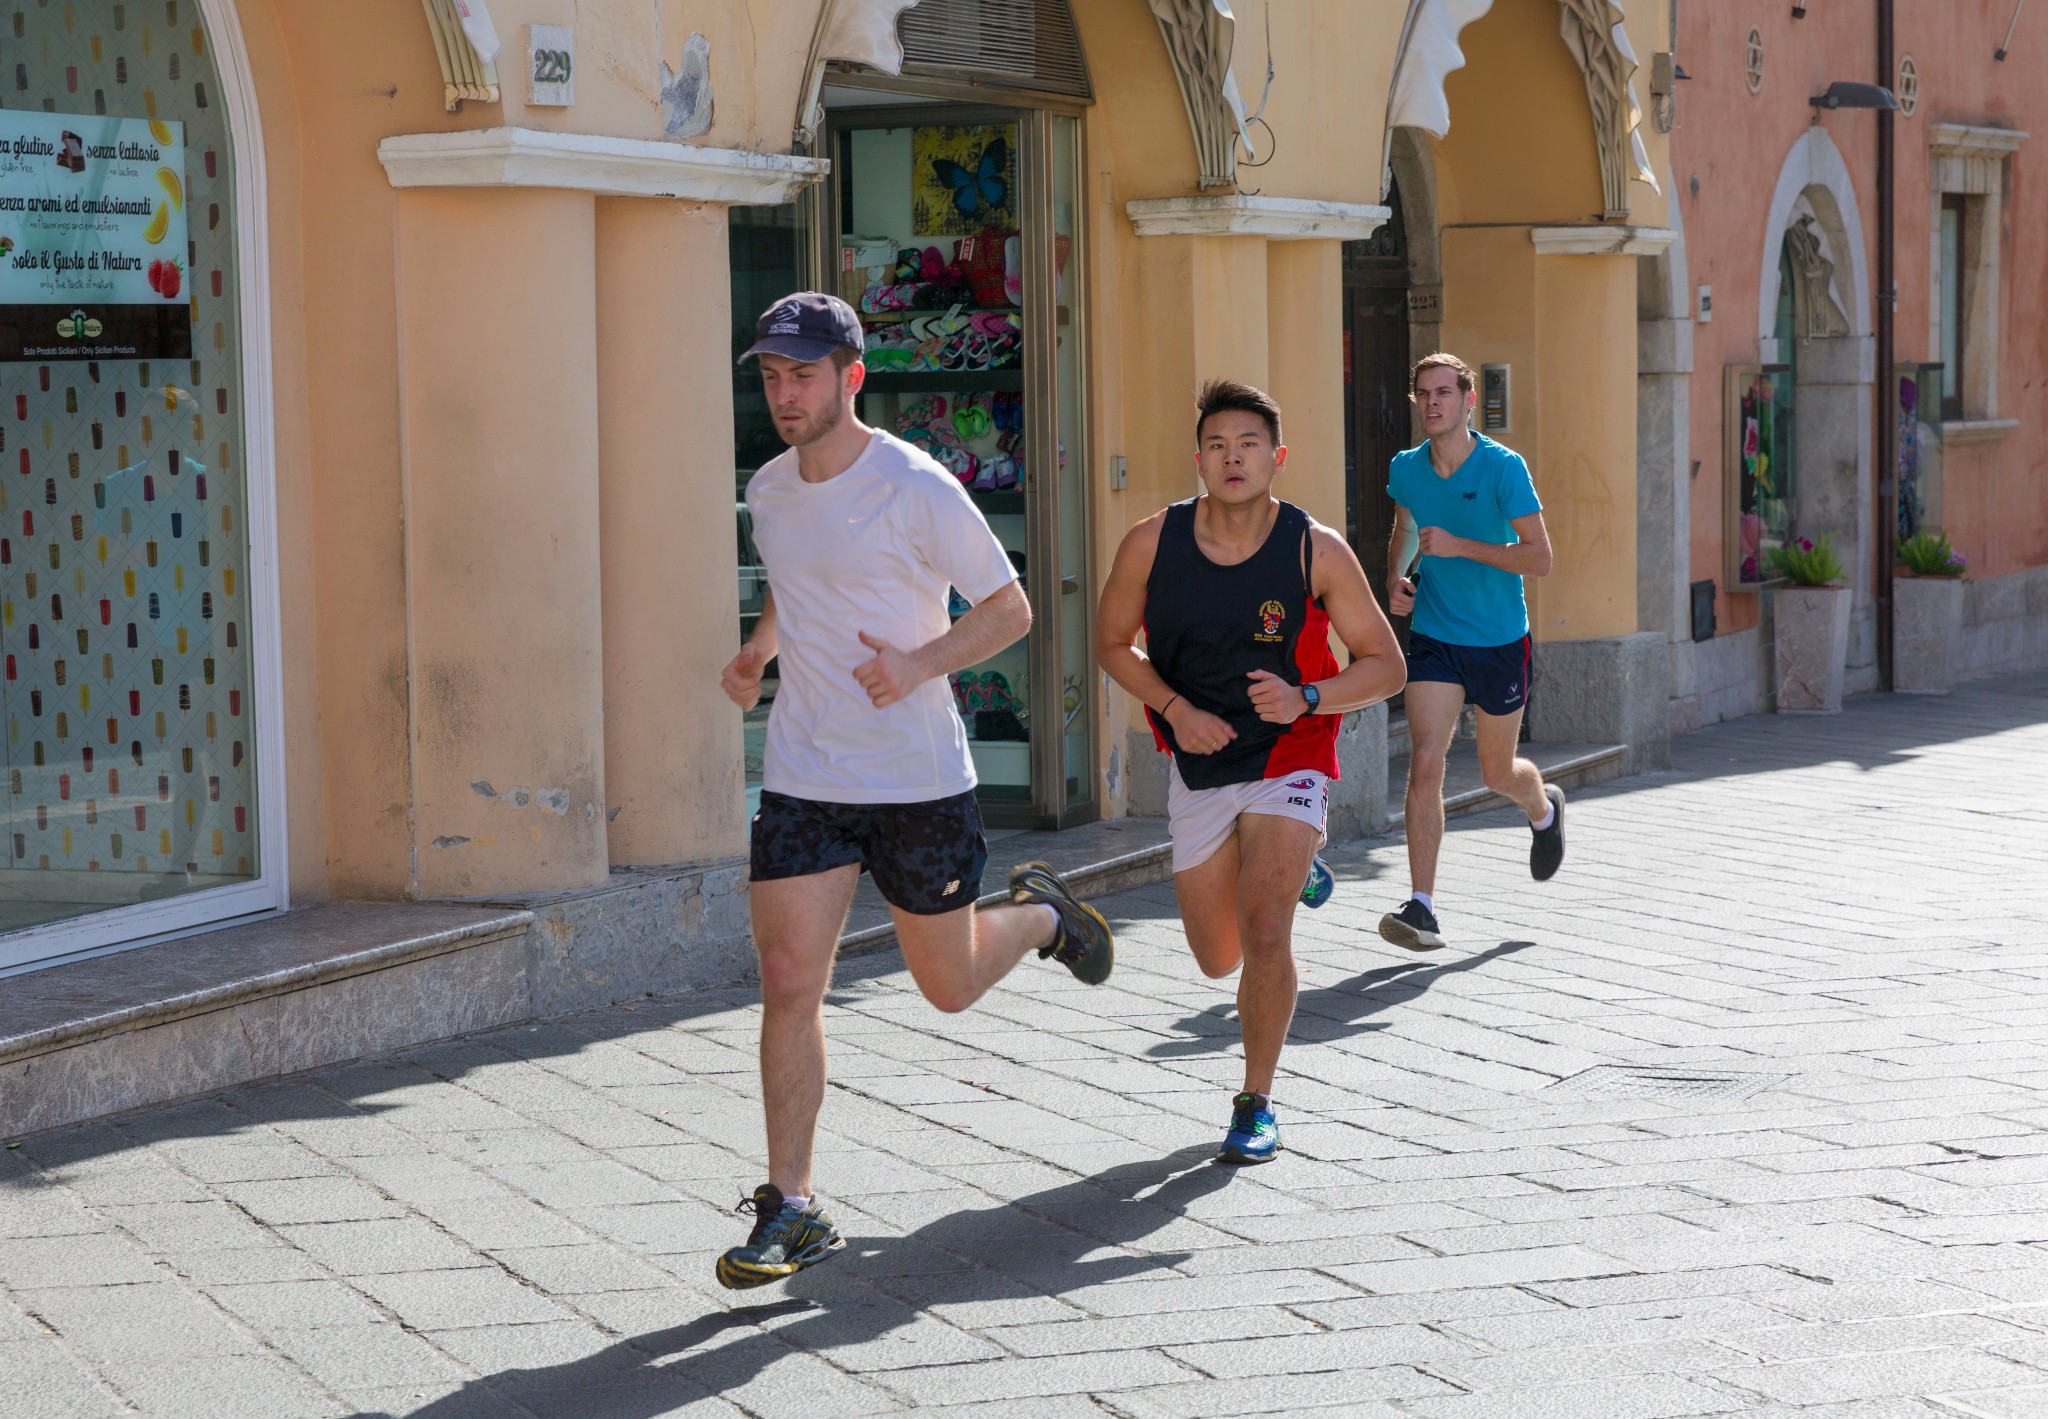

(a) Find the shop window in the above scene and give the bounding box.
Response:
[0,0,264,966]
[1724,363,1794,591]
[1927,124,2023,436]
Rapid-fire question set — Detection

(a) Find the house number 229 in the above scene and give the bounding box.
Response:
[526,24,575,106]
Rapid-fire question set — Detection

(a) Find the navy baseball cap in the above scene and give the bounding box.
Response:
[738,291,864,365]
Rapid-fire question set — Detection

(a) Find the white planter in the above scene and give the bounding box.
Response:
[1773,585,1853,713]
[1892,575,1965,694]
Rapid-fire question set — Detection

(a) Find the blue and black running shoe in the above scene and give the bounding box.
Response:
[1218,1092,1281,1165]
[716,1184,844,1290]
[1010,860,1114,985]
[1300,855,1335,910]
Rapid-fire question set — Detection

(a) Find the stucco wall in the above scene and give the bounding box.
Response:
[1675,0,2046,648]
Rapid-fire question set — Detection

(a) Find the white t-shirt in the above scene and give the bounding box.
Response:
[747,429,1018,804]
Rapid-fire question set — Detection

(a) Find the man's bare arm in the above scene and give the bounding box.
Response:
[1247,526,1405,723]
[852,581,1031,709]
[1415,510,1553,577]
[1095,514,1236,755]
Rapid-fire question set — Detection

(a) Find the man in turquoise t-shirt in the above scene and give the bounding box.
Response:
[1378,353,1565,952]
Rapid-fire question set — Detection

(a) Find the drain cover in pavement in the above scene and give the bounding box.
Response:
[1547,1065,1790,1100]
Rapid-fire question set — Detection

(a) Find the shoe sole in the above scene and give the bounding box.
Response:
[1531,786,1566,882]
[1217,1145,1280,1165]
[1378,913,1445,952]
[1011,860,1115,985]
[714,1233,845,1291]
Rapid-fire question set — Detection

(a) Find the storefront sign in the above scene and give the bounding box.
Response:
[0,110,191,362]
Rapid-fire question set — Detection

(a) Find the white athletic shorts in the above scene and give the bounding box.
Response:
[1166,762,1330,875]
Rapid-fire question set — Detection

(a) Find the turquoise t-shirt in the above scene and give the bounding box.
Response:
[1387,433,1543,648]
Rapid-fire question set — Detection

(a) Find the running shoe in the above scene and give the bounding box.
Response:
[1218,1092,1280,1165]
[1009,860,1114,985]
[1378,897,1445,952]
[715,1184,844,1291]
[1300,855,1335,910]
[1530,785,1565,882]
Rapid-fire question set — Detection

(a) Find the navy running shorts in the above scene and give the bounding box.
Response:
[1405,630,1533,717]
[750,789,988,916]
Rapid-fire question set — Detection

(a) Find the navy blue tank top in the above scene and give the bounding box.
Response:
[1143,499,1341,791]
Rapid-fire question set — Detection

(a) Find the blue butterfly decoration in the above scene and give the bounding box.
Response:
[932,135,1009,219]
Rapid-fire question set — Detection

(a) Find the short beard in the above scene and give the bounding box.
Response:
[779,397,846,449]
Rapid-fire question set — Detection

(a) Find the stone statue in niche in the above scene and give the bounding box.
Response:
[1784,214,1851,339]
[1147,0,1250,190]
[1556,0,1657,218]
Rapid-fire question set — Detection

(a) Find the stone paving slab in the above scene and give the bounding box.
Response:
[1,672,2047,1416]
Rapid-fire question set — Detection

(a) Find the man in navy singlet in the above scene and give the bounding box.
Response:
[1096,379,1406,1164]
[1379,353,1565,954]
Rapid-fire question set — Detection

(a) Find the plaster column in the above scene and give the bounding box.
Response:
[394,187,610,897]
[1265,239,1346,534]
[594,197,747,867]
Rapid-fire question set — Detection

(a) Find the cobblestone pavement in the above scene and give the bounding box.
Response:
[5,673,2048,1419]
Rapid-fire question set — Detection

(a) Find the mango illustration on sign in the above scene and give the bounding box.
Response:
[157,167,182,210]
[142,202,170,244]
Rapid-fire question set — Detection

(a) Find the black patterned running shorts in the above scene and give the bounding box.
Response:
[750,789,988,916]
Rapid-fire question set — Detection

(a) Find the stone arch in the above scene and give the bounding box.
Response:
[1636,198,1692,641]
[1756,128,1871,343]
[1387,126,1443,371]
[1756,126,1878,691]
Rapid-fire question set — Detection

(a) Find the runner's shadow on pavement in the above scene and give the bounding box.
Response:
[347,1146,1233,1419]
[1144,940,1537,1058]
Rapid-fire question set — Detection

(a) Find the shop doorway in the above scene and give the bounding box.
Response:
[730,64,1096,832]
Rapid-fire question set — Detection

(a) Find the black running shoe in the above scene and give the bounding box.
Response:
[1530,785,1565,882]
[1378,897,1445,952]
[1010,860,1114,985]
[715,1184,844,1291]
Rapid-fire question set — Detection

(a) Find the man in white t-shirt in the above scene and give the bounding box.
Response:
[715,293,1114,1291]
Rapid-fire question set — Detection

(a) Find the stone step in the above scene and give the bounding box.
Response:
[0,903,533,1138]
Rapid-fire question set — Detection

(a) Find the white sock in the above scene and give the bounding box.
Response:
[780,1193,810,1213]
[1531,803,1556,832]
[1411,891,1434,914]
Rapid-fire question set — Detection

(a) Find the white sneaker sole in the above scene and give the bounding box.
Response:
[1377,913,1445,952]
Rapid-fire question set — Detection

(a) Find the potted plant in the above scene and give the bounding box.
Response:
[1771,535,1852,713]
[1893,530,1967,695]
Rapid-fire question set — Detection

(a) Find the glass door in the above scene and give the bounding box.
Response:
[823,100,1093,827]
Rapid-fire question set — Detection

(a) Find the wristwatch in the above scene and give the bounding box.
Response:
[1300,682,1321,715]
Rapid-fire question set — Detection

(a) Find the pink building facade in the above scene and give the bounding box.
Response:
[1657,1,2043,725]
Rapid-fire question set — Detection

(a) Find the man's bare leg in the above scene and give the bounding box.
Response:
[1230,813,1321,1096]
[1402,680,1466,899]
[1173,815,1319,1095]
[1473,706,1550,820]
[751,867,860,1201]
[892,900,1060,1014]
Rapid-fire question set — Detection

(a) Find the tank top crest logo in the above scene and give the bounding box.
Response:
[1255,599,1287,643]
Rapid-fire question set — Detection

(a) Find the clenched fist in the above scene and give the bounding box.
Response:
[1164,696,1236,755]
[721,641,772,710]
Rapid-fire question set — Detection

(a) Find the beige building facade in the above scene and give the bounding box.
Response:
[0,0,1682,991]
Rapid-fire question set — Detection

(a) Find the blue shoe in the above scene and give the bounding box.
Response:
[1300,855,1334,910]
[1218,1092,1280,1165]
